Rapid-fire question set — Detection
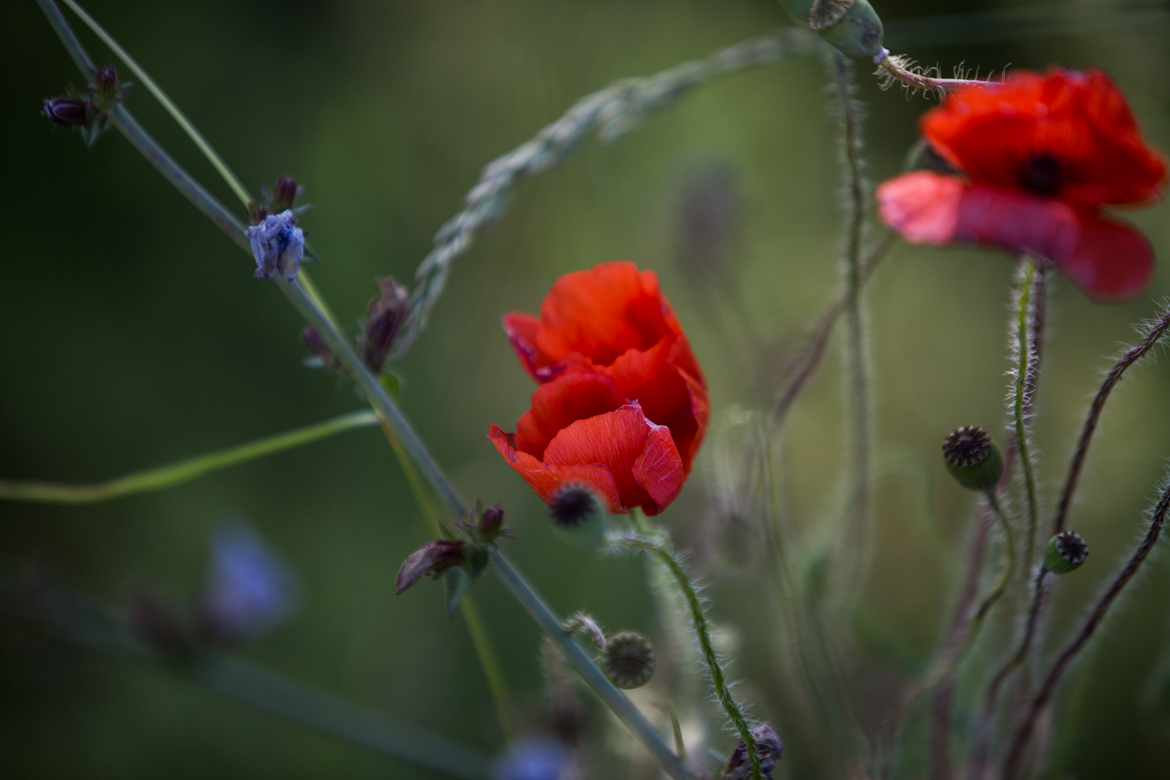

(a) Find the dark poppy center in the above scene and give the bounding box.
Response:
[1020,153,1062,195]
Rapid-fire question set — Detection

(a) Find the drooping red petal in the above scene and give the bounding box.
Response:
[514,371,626,459]
[922,68,1166,207]
[877,172,1155,302]
[502,312,545,381]
[542,404,685,515]
[489,425,625,514]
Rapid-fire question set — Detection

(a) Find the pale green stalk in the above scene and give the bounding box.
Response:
[612,530,762,780]
[60,0,252,208]
[37,4,686,772]
[0,411,376,505]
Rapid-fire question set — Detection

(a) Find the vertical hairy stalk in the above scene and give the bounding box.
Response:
[1054,306,1170,535]
[614,531,763,780]
[1002,478,1170,780]
[1013,259,1043,571]
[832,52,874,607]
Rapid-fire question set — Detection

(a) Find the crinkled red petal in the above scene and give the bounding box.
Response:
[489,424,625,514]
[514,370,626,460]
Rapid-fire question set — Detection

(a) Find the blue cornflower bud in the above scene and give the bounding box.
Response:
[200,521,299,643]
[490,737,574,780]
[246,210,304,281]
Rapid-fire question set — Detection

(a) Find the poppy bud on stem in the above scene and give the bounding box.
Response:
[600,632,656,690]
[550,485,610,549]
[1043,531,1088,574]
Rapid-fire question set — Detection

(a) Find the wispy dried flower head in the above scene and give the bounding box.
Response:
[600,632,655,689]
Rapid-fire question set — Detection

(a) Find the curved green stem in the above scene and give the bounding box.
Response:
[614,531,762,780]
[1013,258,1041,571]
[0,410,377,504]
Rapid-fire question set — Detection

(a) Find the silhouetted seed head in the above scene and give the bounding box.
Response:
[724,722,784,779]
[1044,530,1089,574]
[600,632,655,689]
[942,426,1003,491]
[42,97,90,127]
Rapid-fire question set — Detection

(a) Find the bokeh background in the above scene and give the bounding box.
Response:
[2,0,1170,777]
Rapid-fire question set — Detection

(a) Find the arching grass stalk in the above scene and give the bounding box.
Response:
[36,3,691,772]
[0,411,378,505]
[610,528,763,780]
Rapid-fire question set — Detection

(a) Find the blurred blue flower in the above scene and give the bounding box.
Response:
[201,521,299,642]
[246,210,304,281]
[491,737,574,780]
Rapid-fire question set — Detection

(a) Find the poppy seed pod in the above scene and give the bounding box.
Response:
[549,484,610,549]
[600,632,656,689]
[1044,530,1089,574]
[942,426,1003,492]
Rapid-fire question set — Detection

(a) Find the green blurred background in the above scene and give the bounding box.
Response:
[2,0,1169,777]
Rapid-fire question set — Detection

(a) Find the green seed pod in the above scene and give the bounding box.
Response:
[774,0,886,60]
[549,485,610,549]
[942,426,1004,492]
[1044,531,1089,574]
[600,632,656,689]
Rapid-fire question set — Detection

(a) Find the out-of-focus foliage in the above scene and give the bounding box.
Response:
[1,0,1168,777]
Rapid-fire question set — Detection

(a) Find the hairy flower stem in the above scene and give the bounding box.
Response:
[36,3,689,770]
[1001,479,1170,780]
[1053,306,1170,535]
[833,52,874,609]
[613,531,763,780]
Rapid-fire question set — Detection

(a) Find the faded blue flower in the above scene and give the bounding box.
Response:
[201,521,299,642]
[491,737,573,780]
[246,210,304,281]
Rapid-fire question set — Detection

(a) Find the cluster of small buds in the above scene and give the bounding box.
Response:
[599,632,656,689]
[942,425,1004,492]
[360,277,409,373]
[1044,530,1089,574]
[723,723,784,780]
[395,504,511,603]
[42,65,131,148]
[549,485,610,549]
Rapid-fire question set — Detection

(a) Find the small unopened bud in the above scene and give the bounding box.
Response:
[478,504,505,541]
[272,176,302,213]
[93,66,119,98]
[42,97,90,127]
[600,632,656,689]
[549,485,609,548]
[362,277,409,372]
[725,723,784,780]
[301,327,342,373]
[814,0,885,58]
[1044,531,1088,574]
[942,426,1003,492]
[246,210,304,281]
[395,540,465,595]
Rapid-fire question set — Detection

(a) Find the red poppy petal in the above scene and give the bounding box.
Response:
[1049,211,1155,303]
[632,423,685,516]
[489,425,625,513]
[542,404,657,513]
[514,371,626,459]
[502,312,545,381]
[535,262,672,367]
[876,172,963,245]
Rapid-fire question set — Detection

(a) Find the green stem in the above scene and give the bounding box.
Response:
[0,410,377,504]
[60,0,253,207]
[1013,258,1041,572]
[38,3,687,772]
[490,550,695,780]
[54,594,490,779]
[615,533,762,780]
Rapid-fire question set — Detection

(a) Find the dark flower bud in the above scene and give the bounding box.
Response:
[550,485,609,549]
[246,210,304,280]
[724,723,784,779]
[600,632,656,689]
[1044,530,1089,574]
[301,327,341,373]
[93,66,119,98]
[942,426,1003,492]
[126,588,193,655]
[362,277,409,372]
[478,504,505,541]
[42,97,90,127]
[395,540,466,595]
[272,176,302,213]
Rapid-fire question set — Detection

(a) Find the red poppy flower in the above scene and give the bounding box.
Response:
[877,67,1166,302]
[490,262,708,516]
